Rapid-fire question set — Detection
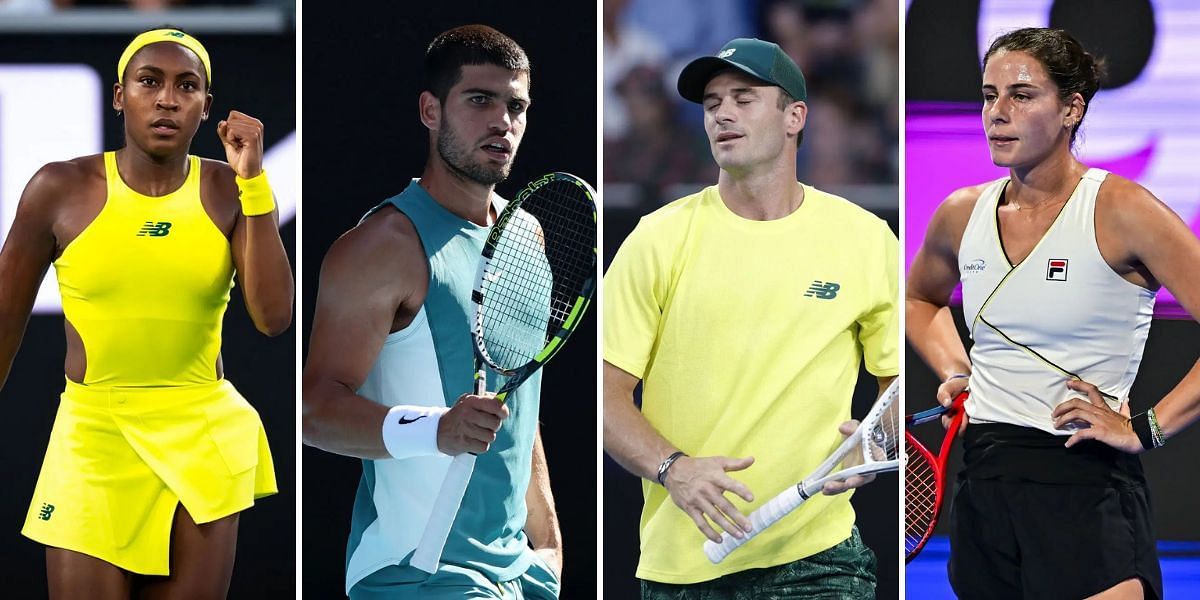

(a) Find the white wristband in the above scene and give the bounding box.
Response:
[381,405,450,460]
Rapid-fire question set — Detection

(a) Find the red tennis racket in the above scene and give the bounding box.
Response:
[904,391,967,563]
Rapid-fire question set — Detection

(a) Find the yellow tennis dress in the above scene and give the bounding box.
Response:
[21,151,277,575]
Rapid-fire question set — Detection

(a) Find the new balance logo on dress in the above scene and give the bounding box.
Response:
[804,281,841,299]
[137,221,172,237]
[38,503,54,521]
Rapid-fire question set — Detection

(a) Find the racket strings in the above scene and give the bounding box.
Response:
[904,438,938,555]
[478,179,596,371]
[865,397,901,463]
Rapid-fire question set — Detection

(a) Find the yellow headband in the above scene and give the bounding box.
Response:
[117,29,212,86]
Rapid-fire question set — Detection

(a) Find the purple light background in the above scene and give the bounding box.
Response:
[905,0,1200,320]
[907,103,1191,319]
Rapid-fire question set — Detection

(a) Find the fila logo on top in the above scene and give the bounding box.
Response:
[1046,259,1068,281]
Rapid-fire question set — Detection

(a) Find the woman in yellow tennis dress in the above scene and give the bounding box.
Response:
[0,29,293,598]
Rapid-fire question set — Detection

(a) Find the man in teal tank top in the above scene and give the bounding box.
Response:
[302,25,561,599]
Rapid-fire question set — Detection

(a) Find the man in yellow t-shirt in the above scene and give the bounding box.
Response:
[603,38,898,599]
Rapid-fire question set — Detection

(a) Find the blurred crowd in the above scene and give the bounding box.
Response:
[605,0,898,208]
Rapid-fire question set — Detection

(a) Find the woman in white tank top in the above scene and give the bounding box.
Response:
[907,28,1200,600]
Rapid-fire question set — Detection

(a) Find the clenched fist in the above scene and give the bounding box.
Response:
[217,110,264,179]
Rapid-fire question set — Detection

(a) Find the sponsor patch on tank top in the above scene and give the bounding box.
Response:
[1046,258,1068,281]
[963,258,987,275]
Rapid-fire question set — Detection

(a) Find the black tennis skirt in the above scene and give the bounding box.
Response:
[946,423,1162,600]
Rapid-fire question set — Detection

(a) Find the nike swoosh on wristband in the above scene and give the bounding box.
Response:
[397,415,428,425]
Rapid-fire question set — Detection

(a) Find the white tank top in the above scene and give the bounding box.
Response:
[958,168,1156,434]
[345,306,453,591]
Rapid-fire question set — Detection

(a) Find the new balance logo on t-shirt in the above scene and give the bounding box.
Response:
[804,281,841,299]
[38,503,54,521]
[137,221,172,237]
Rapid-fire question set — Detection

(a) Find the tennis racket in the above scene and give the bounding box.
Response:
[904,391,968,563]
[703,378,901,564]
[410,172,597,573]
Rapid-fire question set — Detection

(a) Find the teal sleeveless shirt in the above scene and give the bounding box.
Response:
[345,180,542,589]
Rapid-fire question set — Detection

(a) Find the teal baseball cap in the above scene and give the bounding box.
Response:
[677,38,807,104]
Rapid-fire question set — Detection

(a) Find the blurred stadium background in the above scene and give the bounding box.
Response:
[906,0,1200,597]
[0,4,295,596]
[603,0,900,598]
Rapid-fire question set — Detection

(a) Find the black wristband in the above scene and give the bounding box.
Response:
[1131,412,1155,451]
[657,451,686,485]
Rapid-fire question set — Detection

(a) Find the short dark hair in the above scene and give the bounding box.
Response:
[777,89,804,148]
[984,28,1106,145]
[423,25,530,104]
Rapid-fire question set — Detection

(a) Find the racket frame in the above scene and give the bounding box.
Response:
[903,391,968,563]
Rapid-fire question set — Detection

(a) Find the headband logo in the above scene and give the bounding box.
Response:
[166,31,185,38]
[718,49,736,58]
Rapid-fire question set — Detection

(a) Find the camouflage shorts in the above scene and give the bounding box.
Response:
[640,527,877,600]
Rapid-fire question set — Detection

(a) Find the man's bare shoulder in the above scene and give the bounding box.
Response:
[346,207,423,255]
[319,206,426,294]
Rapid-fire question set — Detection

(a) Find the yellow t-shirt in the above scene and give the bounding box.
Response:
[604,184,898,583]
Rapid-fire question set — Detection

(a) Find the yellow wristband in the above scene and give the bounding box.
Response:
[236,170,276,216]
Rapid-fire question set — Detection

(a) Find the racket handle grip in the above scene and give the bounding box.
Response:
[703,485,804,564]
[474,368,486,396]
[410,453,477,573]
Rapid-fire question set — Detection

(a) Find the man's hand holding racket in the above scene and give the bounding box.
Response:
[436,392,509,456]
[663,455,756,543]
[821,420,877,495]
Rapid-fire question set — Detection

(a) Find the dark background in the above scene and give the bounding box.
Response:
[0,30,296,597]
[300,2,598,598]
[601,208,900,599]
[905,0,1200,554]
[907,0,1156,102]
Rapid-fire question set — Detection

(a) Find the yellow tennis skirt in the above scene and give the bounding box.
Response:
[21,378,277,575]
